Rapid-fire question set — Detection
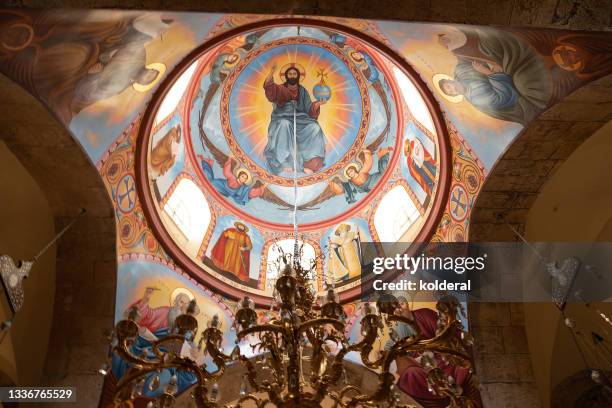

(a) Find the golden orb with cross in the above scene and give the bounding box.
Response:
[312,67,332,102]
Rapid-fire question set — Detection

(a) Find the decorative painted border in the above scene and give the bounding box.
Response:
[219,36,371,187]
[183,28,405,232]
[135,18,453,306]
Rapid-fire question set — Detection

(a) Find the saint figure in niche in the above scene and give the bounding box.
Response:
[263,64,327,175]
[210,222,252,283]
[149,125,181,179]
[329,223,363,282]
[404,138,436,207]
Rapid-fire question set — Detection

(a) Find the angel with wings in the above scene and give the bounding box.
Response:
[297,145,393,209]
[198,110,294,209]
[335,147,393,203]
[200,156,263,206]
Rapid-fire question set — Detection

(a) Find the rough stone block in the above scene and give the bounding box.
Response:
[475,354,519,382]
[502,326,530,354]
[472,326,504,354]
[469,303,511,326]
[514,354,535,382]
[93,261,117,288]
[510,303,525,324]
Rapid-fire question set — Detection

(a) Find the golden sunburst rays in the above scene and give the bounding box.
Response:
[326,103,358,113]
[250,61,268,76]
[238,82,262,94]
[238,118,269,155]
[230,44,364,162]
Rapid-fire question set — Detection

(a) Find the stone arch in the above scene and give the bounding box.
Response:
[467,74,612,408]
[469,73,612,242]
[0,73,116,406]
[551,369,612,408]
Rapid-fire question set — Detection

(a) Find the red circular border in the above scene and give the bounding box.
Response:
[218,36,371,187]
[135,18,453,306]
[183,33,401,232]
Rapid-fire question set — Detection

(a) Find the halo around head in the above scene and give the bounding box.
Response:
[234,221,249,232]
[552,45,584,72]
[224,52,241,68]
[279,62,306,82]
[335,223,352,234]
[234,167,253,185]
[170,287,195,306]
[133,62,167,93]
[343,163,360,179]
[432,73,464,103]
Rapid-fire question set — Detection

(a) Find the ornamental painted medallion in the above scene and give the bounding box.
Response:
[190,27,401,229]
[221,37,370,186]
[139,22,450,302]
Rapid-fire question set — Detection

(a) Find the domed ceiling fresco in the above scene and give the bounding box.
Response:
[140,23,448,302]
[0,9,610,405]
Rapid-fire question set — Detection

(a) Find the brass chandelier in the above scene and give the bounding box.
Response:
[108,103,476,407]
[110,253,476,407]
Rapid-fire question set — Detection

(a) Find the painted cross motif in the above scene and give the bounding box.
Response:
[117,174,137,213]
[449,184,468,222]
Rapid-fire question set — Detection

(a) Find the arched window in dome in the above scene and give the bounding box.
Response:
[163,178,211,242]
[374,185,420,242]
[265,239,317,283]
[153,60,198,127]
[393,66,436,136]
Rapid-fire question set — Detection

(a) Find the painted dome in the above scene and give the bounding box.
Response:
[137,21,450,303]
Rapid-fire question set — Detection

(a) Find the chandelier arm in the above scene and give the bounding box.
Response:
[236,325,287,387]
[297,317,344,334]
[238,355,273,394]
[150,335,189,358]
[112,359,209,404]
[237,324,285,339]
[192,383,217,408]
[258,332,287,389]
[344,372,396,408]
[226,394,263,408]
[313,335,368,403]
[423,367,462,407]
[385,315,421,335]
[115,338,163,367]
[203,330,232,379]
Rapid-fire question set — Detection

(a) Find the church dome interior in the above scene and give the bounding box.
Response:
[139,22,449,303]
[0,5,610,408]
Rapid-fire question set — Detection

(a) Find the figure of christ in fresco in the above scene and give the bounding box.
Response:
[149,125,181,179]
[386,297,482,408]
[199,156,265,206]
[263,64,327,175]
[111,288,200,393]
[210,222,253,283]
[329,224,363,282]
[333,148,393,204]
[435,28,552,126]
[404,138,437,207]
